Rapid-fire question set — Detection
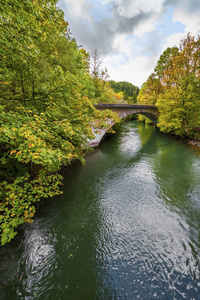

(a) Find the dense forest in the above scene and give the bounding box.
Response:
[137,34,200,140]
[0,0,119,245]
[109,80,139,103]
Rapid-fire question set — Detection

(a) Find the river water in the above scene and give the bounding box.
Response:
[0,121,200,300]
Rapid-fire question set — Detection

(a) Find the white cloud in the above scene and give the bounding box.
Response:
[105,0,165,18]
[112,33,131,55]
[173,5,200,35]
[58,0,200,86]
[58,0,91,20]
[161,32,184,51]
[133,15,157,37]
[104,54,159,87]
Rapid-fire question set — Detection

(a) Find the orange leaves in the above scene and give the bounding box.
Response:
[16,151,22,156]
[10,150,16,154]
[28,143,34,148]
[115,94,121,100]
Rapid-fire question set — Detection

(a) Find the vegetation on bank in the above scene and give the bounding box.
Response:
[137,33,200,140]
[0,0,120,245]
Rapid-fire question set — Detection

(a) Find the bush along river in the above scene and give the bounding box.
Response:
[0,120,200,300]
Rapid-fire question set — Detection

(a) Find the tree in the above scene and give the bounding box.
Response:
[137,33,200,138]
[90,49,112,100]
[79,48,90,73]
[157,34,200,138]
[154,46,179,80]
[0,0,118,245]
[137,47,178,105]
[90,48,102,78]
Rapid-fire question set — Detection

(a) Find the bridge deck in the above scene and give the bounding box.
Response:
[95,103,157,109]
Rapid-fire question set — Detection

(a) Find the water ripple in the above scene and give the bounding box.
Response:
[0,121,200,299]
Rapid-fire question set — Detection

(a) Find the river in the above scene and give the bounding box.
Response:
[0,121,200,299]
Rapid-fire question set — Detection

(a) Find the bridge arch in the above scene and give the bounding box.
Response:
[88,103,159,147]
[124,111,158,124]
[95,103,159,124]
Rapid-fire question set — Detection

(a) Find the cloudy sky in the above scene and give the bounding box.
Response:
[58,0,200,87]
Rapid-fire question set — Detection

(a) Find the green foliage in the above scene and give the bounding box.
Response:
[109,80,139,104]
[137,73,162,105]
[154,47,179,78]
[138,33,200,140]
[0,171,63,245]
[89,50,139,104]
[137,114,153,124]
[157,34,200,139]
[0,0,117,245]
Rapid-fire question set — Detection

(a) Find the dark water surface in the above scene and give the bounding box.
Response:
[0,121,200,299]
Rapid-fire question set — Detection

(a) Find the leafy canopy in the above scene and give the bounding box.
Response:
[137,33,200,139]
[0,0,118,245]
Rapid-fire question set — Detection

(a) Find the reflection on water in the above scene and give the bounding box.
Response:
[0,121,200,299]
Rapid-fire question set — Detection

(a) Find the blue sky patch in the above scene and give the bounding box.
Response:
[156,6,185,36]
[133,6,186,57]
[85,0,114,21]
[108,52,129,68]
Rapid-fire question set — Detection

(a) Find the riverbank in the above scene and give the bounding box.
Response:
[185,139,200,147]
[130,117,200,149]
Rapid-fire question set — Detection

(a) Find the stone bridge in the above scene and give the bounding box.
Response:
[95,103,159,124]
[88,103,159,147]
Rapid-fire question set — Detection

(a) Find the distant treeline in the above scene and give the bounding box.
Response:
[109,80,139,103]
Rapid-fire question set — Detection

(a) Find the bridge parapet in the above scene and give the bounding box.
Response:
[95,103,157,109]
